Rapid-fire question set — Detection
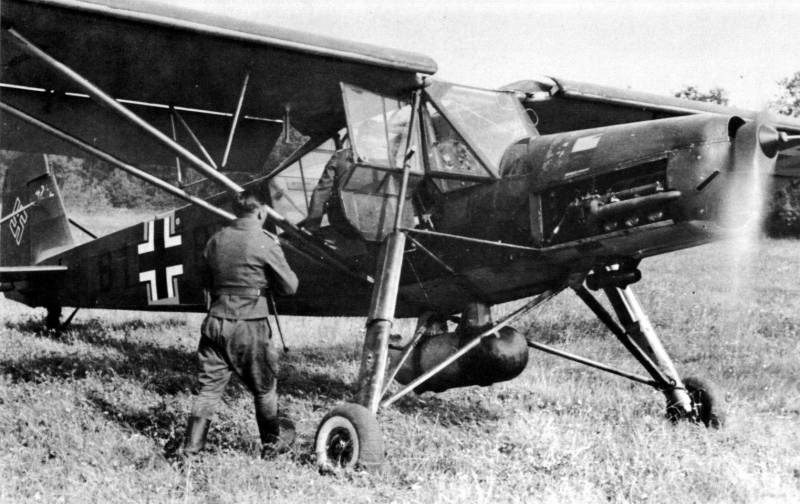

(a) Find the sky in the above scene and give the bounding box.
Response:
[153,1,799,108]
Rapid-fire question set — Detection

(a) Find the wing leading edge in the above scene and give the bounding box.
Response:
[1,0,437,163]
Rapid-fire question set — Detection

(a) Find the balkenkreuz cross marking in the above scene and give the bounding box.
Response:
[138,214,183,304]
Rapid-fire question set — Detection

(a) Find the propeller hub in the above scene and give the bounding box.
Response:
[757,124,781,158]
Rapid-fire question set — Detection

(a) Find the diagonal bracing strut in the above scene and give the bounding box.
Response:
[3,26,371,284]
[0,101,337,270]
[380,289,559,409]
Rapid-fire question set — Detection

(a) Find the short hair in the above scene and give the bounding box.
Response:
[233,189,268,217]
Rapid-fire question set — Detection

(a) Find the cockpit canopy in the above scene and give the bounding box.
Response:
[268,79,536,238]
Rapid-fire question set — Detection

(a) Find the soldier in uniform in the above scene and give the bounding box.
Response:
[299,148,352,232]
[178,189,299,458]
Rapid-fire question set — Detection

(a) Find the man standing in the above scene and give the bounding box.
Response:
[179,189,298,458]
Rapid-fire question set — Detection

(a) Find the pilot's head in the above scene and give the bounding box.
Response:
[233,189,269,223]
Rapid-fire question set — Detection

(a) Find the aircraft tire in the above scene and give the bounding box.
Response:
[682,376,725,429]
[314,403,384,472]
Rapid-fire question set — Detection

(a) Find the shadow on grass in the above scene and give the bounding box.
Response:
[86,391,182,440]
[389,394,502,427]
[279,347,355,400]
[1,318,197,395]
[524,317,609,345]
[3,316,55,334]
[4,316,188,334]
[4,314,514,451]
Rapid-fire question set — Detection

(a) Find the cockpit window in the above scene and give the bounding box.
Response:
[425,81,536,173]
[423,101,484,191]
[340,83,422,173]
[268,139,337,225]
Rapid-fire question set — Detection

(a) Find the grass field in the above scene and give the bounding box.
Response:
[1,214,799,503]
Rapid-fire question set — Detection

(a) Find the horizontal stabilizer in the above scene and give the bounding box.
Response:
[0,265,67,282]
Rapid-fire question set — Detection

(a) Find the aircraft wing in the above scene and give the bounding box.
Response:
[504,77,800,178]
[1,0,437,170]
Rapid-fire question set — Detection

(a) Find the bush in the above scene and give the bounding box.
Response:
[47,155,180,213]
[766,178,800,237]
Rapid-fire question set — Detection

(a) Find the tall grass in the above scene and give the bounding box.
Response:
[1,239,799,503]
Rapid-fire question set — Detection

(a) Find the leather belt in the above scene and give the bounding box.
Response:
[212,287,269,297]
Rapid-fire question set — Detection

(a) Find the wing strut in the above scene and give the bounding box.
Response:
[221,72,250,169]
[167,109,183,184]
[0,101,237,222]
[4,27,240,193]
[171,107,219,170]
[3,26,371,284]
[0,101,369,282]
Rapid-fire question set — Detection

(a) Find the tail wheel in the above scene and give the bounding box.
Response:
[683,376,725,429]
[314,403,384,471]
[45,305,61,331]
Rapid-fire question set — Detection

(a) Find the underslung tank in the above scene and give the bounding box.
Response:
[390,303,529,393]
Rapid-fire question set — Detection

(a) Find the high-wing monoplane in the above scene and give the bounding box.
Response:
[3,0,800,470]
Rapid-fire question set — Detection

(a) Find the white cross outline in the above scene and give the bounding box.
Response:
[138,215,182,254]
[137,220,155,254]
[137,214,183,303]
[164,264,184,299]
[138,264,184,301]
[138,269,157,302]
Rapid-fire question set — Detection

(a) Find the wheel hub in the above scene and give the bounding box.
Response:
[327,427,354,464]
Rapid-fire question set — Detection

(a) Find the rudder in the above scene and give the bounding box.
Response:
[1,154,73,266]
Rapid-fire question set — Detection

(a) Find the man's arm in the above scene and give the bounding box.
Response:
[264,240,299,296]
[199,238,215,311]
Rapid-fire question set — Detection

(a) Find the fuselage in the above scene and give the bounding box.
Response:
[9,111,771,318]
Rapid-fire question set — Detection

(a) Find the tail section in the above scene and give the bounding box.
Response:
[1,154,73,267]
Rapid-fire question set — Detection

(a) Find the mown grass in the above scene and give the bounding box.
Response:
[1,230,799,503]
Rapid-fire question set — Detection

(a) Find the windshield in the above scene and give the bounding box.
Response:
[425,81,536,171]
[340,83,422,173]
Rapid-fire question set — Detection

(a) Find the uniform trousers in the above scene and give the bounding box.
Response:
[191,315,279,427]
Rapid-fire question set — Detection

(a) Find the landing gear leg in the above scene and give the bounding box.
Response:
[575,282,723,426]
[604,286,693,418]
[314,231,406,471]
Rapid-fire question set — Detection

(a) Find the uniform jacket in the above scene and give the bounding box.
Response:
[201,217,298,319]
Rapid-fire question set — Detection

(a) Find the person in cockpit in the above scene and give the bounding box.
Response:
[298,147,353,232]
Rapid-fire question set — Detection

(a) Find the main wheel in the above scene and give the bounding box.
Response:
[314,403,384,471]
[683,376,725,429]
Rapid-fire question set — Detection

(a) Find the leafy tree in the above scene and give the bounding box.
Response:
[766,179,800,237]
[768,71,800,237]
[772,71,800,117]
[673,85,729,105]
[47,155,180,213]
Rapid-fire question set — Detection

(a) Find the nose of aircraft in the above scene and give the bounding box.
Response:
[731,119,780,169]
[716,119,779,230]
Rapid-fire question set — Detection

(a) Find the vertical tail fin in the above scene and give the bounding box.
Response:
[1,154,73,266]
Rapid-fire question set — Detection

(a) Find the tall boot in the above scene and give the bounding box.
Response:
[256,409,294,458]
[182,416,210,456]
